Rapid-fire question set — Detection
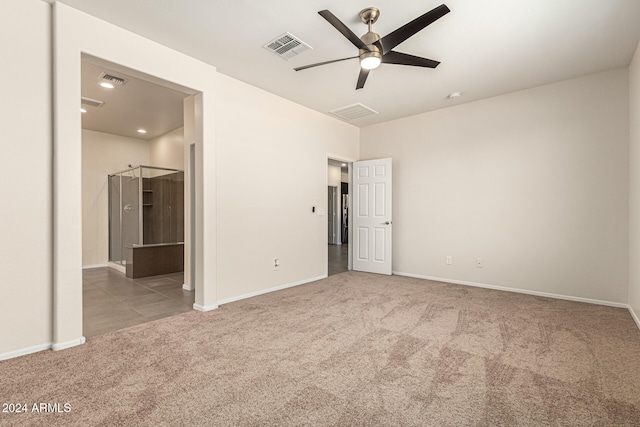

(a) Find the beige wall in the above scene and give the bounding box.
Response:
[81,130,151,267]
[149,127,184,170]
[328,164,342,187]
[0,0,52,357]
[629,41,640,323]
[216,73,359,302]
[361,68,629,304]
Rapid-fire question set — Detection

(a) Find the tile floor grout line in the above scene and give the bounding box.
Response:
[83,267,192,338]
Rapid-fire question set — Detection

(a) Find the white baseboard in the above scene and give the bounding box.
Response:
[82,264,107,270]
[393,271,629,309]
[1,337,86,361]
[0,342,52,362]
[182,284,194,292]
[108,262,126,274]
[629,306,640,331]
[217,275,327,306]
[193,303,218,312]
[52,337,86,351]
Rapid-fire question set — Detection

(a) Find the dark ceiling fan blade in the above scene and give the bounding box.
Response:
[381,51,440,68]
[294,56,358,71]
[379,4,450,54]
[318,10,367,50]
[356,68,370,90]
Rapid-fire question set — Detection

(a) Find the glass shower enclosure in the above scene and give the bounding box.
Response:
[109,166,184,266]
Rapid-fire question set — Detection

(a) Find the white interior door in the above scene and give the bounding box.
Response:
[352,158,392,275]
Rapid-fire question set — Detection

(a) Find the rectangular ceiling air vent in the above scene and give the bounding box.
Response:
[263,32,312,60]
[81,97,105,108]
[98,72,128,86]
[329,103,379,121]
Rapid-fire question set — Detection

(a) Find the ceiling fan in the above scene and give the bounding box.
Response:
[294,4,450,90]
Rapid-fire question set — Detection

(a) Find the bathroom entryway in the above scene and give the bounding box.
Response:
[81,55,196,338]
[83,268,194,337]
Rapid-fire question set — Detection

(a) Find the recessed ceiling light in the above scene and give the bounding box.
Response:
[448,91,462,99]
[341,163,347,167]
[137,129,147,134]
[100,82,115,89]
[80,108,87,113]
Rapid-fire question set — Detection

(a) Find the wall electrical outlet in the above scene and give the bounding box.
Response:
[273,258,280,271]
[446,256,452,265]
[476,258,483,268]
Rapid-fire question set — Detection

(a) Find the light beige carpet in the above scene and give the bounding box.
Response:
[2,272,640,426]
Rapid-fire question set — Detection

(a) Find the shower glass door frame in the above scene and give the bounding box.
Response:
[108,165,184,266]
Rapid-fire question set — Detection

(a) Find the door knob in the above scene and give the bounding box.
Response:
[383,221,391,225]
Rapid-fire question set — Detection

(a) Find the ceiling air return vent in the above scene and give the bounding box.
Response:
[81,97,105,108]
[329,103,378,121]
[263,32,312,60]
[98,72,128,86]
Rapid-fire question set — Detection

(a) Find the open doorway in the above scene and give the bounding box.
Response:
[80,56,195,337]
[328,158,350,276]
[53,4,217,351]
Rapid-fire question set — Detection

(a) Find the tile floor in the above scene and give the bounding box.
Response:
[84,245,347,337]
[83,267,194,338]
[328,243,348,276]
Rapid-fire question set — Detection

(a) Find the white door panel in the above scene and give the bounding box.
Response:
[357,227,369,261]
[352,158,392,275]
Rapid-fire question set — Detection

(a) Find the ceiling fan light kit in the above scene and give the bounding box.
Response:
[294,4,450,89]
[360,50,382,70]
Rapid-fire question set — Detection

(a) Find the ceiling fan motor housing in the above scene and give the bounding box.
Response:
[359,31,382,64]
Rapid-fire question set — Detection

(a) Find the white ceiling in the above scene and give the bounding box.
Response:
[328,159,349,171]
[81,57,187,140]
[63,0,640,128]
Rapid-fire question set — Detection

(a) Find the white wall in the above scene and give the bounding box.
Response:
[328,164,342,187]
[0,0,52,358]
[81,130,150,267]
[361,68,629,304]
[216,74,359,302]
[629,41,640,322]
[149,127,184,170]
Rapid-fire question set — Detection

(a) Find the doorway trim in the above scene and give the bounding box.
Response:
[183,143,197,291]
[52,3,218,350]
[326,153,356,277]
